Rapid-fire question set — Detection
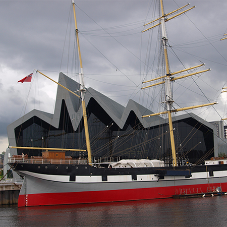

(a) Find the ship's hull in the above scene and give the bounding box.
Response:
[10,163,227,207]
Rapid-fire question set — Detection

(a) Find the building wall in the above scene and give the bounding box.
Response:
[13,110,215,164]
[0,154,3,169]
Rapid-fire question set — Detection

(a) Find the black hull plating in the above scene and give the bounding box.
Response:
[9,162,227,178]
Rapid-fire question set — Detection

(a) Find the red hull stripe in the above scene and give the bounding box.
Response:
[18,182,227,207]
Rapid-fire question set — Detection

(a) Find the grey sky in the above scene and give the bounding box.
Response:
[1,0,227,153]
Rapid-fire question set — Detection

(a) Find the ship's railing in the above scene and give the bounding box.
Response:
[8,157,87,165]
[8,156,122,165]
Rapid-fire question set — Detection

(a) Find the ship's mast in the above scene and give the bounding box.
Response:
[160,0,177,166]
[13,2,92,165]
[72,0,92,165]
[141,0,217,167]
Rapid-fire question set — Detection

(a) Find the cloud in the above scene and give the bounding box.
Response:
[0,136,8,154]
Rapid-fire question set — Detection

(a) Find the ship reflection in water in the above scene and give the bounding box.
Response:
[1,197,227,226]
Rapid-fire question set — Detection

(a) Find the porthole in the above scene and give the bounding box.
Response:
[38,166,40,169]
[66,166,68,169]
[56,166,58,169]
[45,166,48,169]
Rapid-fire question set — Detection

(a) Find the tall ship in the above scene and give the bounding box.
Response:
[8,0,227,207]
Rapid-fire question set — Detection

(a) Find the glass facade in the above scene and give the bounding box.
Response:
[14,99,214,164]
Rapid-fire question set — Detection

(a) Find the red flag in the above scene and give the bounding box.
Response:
[18,73,33,83]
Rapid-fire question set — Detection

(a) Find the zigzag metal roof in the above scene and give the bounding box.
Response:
[7,72,218,155]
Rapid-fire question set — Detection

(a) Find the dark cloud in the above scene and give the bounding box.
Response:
[0,121,8,136]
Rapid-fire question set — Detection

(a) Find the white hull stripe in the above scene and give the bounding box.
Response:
[19,170,227,183]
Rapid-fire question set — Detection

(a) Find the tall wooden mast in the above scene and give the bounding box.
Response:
[72,0,92,165]
[14,1,93,164]
[142,0,216,167]
[159,0,177,166]
[34,1,92,164]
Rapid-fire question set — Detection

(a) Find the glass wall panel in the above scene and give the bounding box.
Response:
[14,104,214,164]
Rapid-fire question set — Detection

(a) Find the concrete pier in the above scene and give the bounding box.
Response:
[0,181,22,205]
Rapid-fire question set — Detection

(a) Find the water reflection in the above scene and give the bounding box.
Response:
[1,197,227,226]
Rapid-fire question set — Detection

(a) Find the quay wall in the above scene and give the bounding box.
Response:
[0,182,22,205]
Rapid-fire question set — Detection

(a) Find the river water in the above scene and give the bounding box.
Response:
[1,196,227,226]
